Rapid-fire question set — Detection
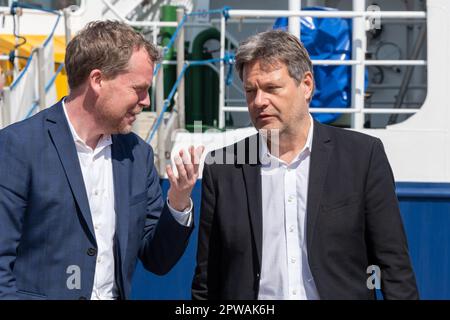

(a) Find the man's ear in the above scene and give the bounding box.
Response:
[301,71,314,101]
[88,69,103,94]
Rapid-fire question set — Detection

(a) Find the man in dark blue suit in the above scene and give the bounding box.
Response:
[0,20,202,300]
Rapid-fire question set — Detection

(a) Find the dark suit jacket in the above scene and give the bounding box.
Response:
[0,100,193,300]
[192,121,418,300]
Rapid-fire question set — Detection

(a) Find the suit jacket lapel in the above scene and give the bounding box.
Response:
[46,101,96,243]
[306,121,333,253]
[111,135,130,268]
[241,135,263,270]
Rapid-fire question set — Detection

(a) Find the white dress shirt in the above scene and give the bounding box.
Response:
[62,101,192,300]
[257,116,320,300]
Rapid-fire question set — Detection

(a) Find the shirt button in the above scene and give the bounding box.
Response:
[97,258,102,263]
[289,225,294,232]
[292,290,297,295]
[94,190,99,196]
[87,248,97,256]
[291,257,296,263]
[288,195,295,203]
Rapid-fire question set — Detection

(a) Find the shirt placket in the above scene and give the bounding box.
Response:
[285,164,300,299]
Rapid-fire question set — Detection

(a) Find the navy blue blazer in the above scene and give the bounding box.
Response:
[0,100,193,299]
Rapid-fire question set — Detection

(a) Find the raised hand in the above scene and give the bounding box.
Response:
[166,145,205,211]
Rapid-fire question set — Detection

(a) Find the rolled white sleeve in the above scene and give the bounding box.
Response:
[167,198,193,227]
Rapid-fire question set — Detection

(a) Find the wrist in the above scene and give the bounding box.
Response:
[168,192,190,211]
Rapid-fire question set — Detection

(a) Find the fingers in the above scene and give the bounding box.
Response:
[174,153,189,184]
[166,164,178,189]
[168,146,205,187]
[189,145,196,166]
[193,145,205,174]
[180,149,194,181]
[186,145,205,177]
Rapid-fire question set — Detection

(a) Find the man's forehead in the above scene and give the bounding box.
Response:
[243,59,287,82]
[247,58,284,71]
[243,59,286,77]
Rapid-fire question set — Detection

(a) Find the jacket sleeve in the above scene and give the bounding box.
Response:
[138,146,193,275]
[0,129,29,299]
[192,162,220,300]
[364,138,419,299]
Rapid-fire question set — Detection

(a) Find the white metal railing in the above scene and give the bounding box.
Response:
[1,7,61,128]
[101,0,178,27]
[311,60,426,66]
[218,7,427,129]
[228,10,426,19]
[221,106,419,114]
[101,0,178,45]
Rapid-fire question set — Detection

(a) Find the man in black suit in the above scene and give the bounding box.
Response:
[192,30,418,300]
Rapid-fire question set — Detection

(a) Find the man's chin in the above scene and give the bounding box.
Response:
[256,123,281,132]
[110,122,133,135]
[118,125,133,135]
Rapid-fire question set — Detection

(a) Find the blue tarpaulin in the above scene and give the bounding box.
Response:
[274,7,353,123]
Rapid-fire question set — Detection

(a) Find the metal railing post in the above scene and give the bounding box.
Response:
[176,7,185,129]
[63,7,72,46]
[351,0,366,129]
[218,13,226,129]
[1,87,11,128]
[289,0,301,38]
[36,47,46,111]
[155,64,166,175]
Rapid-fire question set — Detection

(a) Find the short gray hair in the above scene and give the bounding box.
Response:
[235,30,313,85]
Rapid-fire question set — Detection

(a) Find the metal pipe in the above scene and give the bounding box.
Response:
[365,60,426,66]
[359,108,419,114]
[155,64,166,175]
[1,87,11,128]
[152,26,158,45]
[0,7,62,15]
[228,10,426,19]
[289,0,301,38]
[36,47,46,111]
[63,7,72,45]
[101,0,177,27]
[351,0,366,129]
[176,8,185,130]
[312,60,426,66]
[218,14,226,129]
[221,106,419,114]
[217,18,419,25]
[210,18,277,24]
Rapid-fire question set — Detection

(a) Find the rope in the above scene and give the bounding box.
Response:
[9,7,61,90]
[11,1,61,15]
[153,7,233,77]
[9,51,34,90]
[24,63,65,119]
[147,55,235,144]
[43,14,61,48]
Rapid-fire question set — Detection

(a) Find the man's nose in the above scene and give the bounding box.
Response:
[254,89,268,108]
[140,92,151,109]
